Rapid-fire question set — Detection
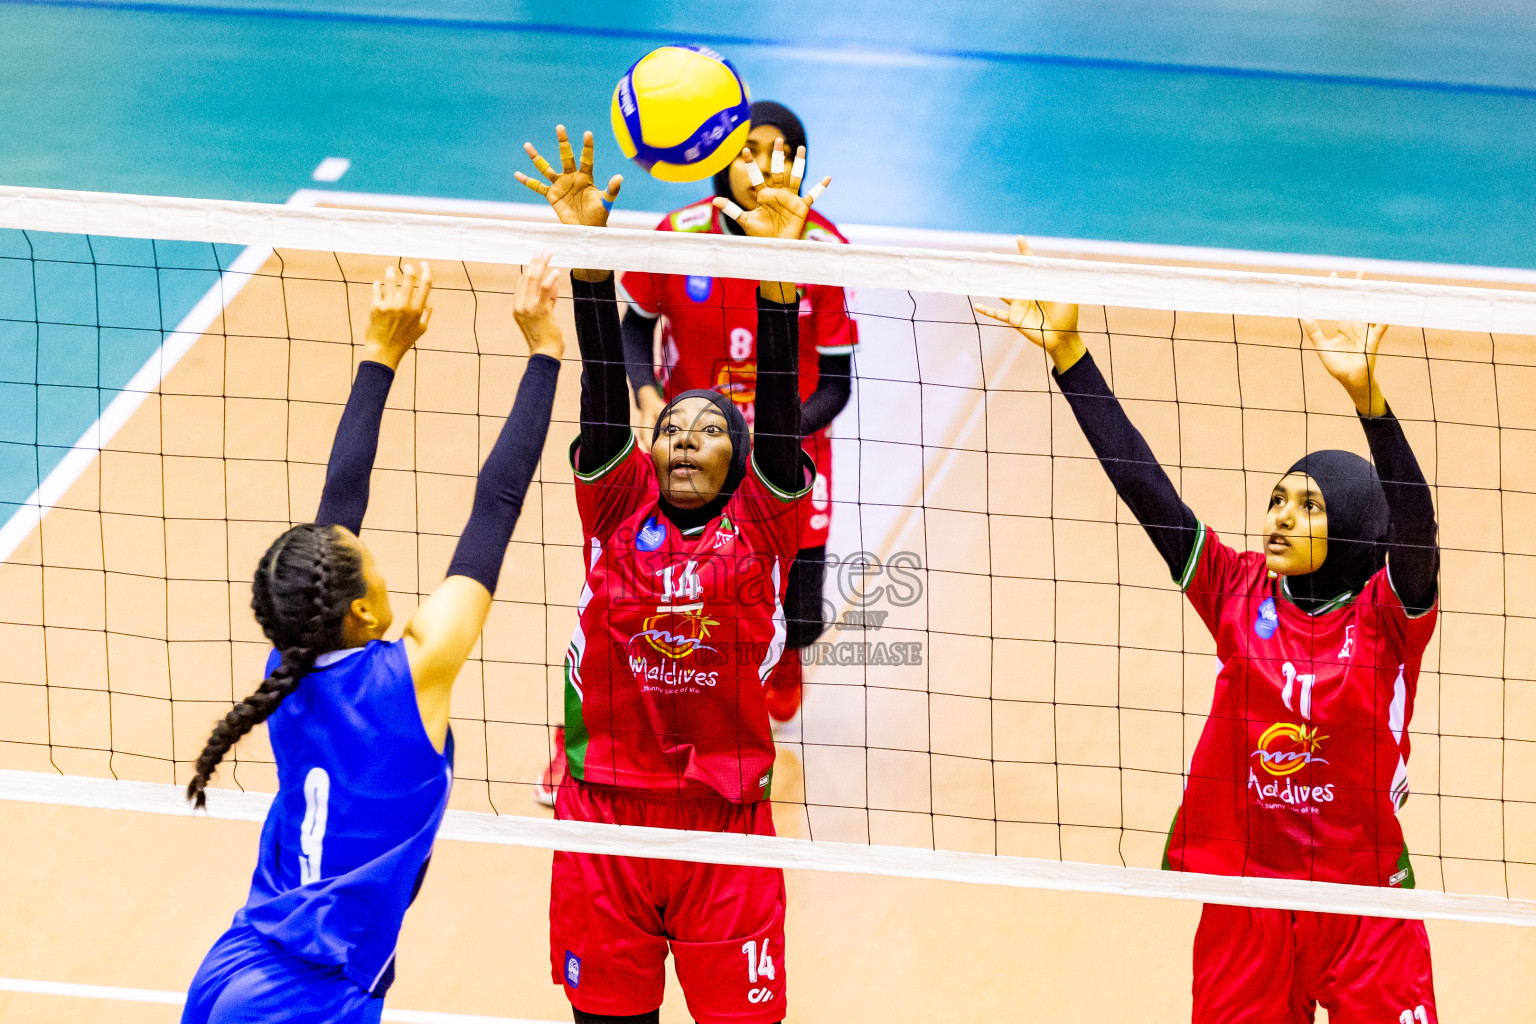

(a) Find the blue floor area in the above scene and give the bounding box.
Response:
[2,0,1536,266]
[1,0,1535,533]
[0,234,244,522]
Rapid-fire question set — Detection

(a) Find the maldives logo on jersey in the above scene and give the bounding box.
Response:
[1249,723,1335,809]
[1252,722,1329,776]
[633,607,720,660]
[714,362,757,405]
[626,605,724,691]
[1254,596,1279,639]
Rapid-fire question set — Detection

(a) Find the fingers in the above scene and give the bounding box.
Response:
[419,304,433,330]
[804,175,830,205]
[789,146,805,191]
[1299,318,1329,348]
[515,171,552,197]
[1015,235,1034,258]
[579,130,595,178]
[526,251,551,280]
[412,261,432,309]
[713,196,746,223]
[524,141,559,183]
[517,252,555,311]
[1368,322,1389,347]
[603,174,624,206]
[770,137,785,184]
[743,151,765,189]
[973,302,1012,323]
[556,124,577,174]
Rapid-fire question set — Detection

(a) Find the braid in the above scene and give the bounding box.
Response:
[187,523,365,809]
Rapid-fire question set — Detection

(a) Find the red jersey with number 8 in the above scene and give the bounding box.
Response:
[562,436,812,802]
[617,199,856,547]
[1166,524,1438,887]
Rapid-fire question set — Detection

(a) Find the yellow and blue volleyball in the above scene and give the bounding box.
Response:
[611,45,751,183]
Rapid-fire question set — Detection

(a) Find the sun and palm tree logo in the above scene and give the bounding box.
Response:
[636,607,721,660]
[1252,722,1329,777]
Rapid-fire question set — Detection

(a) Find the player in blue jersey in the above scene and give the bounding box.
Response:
[181,255,568,1024]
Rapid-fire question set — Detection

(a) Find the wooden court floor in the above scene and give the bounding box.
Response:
[2,238,1536,1019]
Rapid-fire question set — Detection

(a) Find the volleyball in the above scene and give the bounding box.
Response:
[610,45,751,183]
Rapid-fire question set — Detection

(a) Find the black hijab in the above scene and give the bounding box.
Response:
[1279,449,1388,612]
[653,389,750,531]
[713,100,808,236]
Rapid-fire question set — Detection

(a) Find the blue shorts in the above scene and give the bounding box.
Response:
[182,921,383,1024]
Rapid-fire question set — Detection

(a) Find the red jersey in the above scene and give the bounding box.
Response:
[1165,524,1438,887]
[562,436,812,802]
[617,200,856,548]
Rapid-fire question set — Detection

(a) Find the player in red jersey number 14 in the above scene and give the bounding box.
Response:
[517,124,824,1024]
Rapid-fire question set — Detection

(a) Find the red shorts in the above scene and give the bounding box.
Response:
[800,431,832,549]
[1193,904,1436,1023]
[549,779,787,1024]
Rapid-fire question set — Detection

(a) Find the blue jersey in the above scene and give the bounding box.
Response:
[240,639,453,994]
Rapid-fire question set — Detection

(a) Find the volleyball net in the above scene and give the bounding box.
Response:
[1,185,1534,929]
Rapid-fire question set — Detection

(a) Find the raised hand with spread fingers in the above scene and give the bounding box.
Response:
[516,124,623,228]
[714,136,828,243]
[972,237,1086,373]
[712,136,830,302]
[1302,315,1389,418]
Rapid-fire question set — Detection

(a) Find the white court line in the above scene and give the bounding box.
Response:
[0,242,270,565]
[4,769,1534,928]
[5,185,1536,333]
[0,976,558,1022]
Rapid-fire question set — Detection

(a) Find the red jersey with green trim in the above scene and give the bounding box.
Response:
[562,436,812,802]
[615,198,858,429]
[1166,524,1438,886]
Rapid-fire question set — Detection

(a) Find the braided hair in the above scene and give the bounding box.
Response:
[186,523,367,808]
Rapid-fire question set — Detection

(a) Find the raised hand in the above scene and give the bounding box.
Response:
[714,137,828,241]
[513,252,565,361]
[1302,309,1388,417]
[973,238,1085,373]
[364,261,432,370]
[516,125,623,229]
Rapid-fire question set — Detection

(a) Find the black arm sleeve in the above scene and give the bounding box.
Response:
[314,359,394,535]
[799,352,851,436]
[621,307,661,398]
[445,354,561,593]
[752,292,804,492]
[1360,406,1439,613]
[1054,352,1202,579]
[571,276,632,474]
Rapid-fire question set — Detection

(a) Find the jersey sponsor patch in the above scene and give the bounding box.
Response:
[1252,722,1329,777]
[685,275,713,302]
[1254,596,1279,638]
[564,951,581,987]
[636,516,667,551]
[673,204,713,231]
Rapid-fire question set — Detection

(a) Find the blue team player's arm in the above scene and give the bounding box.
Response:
[315,263,434,534]
[404,253,564,752]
